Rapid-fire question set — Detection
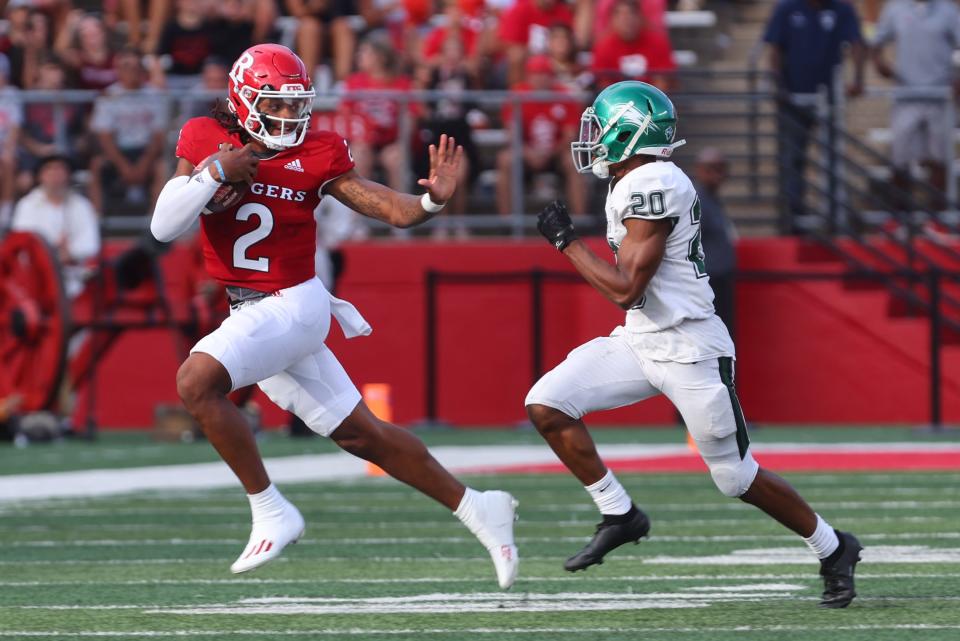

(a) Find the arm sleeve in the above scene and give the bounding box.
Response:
[149,171,220,242]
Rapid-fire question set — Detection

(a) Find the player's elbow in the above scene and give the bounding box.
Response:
[613,289,644,310]
[149,215,176,243]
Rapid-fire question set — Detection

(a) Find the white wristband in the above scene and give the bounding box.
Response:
[420,193,445,213]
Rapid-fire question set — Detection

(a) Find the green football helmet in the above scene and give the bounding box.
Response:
[571,81,686,179]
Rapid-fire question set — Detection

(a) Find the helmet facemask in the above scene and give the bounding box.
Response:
[233,84,315,150]
[571,107,611,178]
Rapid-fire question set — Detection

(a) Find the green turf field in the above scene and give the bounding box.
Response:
[2,466,959,640]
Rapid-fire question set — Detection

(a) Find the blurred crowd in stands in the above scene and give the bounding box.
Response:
[0,0,682,231]
[2,0,959,250]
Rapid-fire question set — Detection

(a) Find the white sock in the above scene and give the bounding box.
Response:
[585,470,633,516]
[803,514,840,559]
[453,487,480,520]
[247,483,287,523]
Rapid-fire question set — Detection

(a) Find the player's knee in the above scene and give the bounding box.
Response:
[175,358,222,411]
[330,418,386,460]
[708,456,759,498]
[526,403,572,435]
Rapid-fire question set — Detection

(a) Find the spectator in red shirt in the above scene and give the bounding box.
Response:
[584,0,666,44]
[591,0,675,90]
[340,36,416,192]
[496,55,586,215]
[421,0,484,71]
[499,0,574,84]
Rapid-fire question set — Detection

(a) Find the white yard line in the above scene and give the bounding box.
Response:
[4,572,958,587]
[6,499,960,517]
[4,625,960,637]
[3,443,959,503]
[7,532,960,548]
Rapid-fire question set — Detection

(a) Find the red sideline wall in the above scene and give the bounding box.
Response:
[77,238,960,428]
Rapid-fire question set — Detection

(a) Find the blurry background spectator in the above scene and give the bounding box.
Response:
[287,0,357,85]
[581,0,666,48]
[153,0,216,89]
[0,53,22,211]
[545,23,588,90]
[420,0,486,76]
[54,12,118,91]
[182,55,230,119]
[414,32,479,230]
[872,0,960,208]
[17,54,91,196]
[10,154,100,298]
[693,147,736,337]
[210,0,275,64]
[591,0,675,91]
[0,2,50,89]
[496,55,584,216]
[340,36,415,192]
[499,0,574,85]
[764,0,865,232]
[88,47,168,214]
[104,0,169,52]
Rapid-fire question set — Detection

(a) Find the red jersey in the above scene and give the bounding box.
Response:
[501,82,580,152]
[175,117,354,291]
[592,30,675,87]
[499,0,574,53]
[422,24,480,60]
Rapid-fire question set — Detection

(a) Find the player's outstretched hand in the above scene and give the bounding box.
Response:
[537,200,578,252]
[417,133,464,205]
[214,142,259,184]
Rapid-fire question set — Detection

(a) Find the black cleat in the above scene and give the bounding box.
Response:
[564,505,650,572]
[818,530,863,608]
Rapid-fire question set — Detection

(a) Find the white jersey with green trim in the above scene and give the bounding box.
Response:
[605,160,735,362]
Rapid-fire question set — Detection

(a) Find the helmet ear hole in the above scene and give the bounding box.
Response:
[616,130,632,142]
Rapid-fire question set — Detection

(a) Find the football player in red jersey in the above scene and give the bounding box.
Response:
[149,44,518,588]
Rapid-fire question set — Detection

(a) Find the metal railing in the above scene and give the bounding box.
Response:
[9,76,781,236]
[423,267,958,429]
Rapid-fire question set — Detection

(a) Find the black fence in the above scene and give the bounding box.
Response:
[423,268,959,429]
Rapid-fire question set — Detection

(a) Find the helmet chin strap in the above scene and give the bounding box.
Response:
[592,162,610,179]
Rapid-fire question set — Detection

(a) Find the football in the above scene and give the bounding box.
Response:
[192,153,250,214]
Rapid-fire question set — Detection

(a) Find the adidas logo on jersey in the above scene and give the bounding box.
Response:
[284,159,304,172]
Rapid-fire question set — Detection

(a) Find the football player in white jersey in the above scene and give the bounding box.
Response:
[527,81,862,608]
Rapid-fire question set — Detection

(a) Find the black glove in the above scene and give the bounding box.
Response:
[537,200,578,252]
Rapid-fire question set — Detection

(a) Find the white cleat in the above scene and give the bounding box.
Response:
[458,490,520,590]
[230,502,306,574]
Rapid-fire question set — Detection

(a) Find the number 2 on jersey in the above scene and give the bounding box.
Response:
[233,203,273,272]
